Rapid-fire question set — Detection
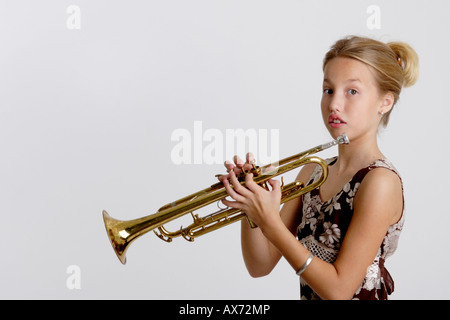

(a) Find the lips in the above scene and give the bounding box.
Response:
[328,115,346,128]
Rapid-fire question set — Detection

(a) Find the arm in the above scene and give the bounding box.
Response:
[222,162,316,277]
[239,192,302,277]
[227,166,403,299]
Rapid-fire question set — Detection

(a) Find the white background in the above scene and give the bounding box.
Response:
[0,0,448,299]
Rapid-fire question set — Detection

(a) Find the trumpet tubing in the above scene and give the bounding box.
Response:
[103,134,349,264]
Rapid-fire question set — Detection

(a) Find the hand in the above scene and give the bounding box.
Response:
[217,152,256,182]
[217,152,277,182]
[220,157,282,231]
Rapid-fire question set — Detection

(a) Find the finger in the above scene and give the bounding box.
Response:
[218,160,235,181]
[229,170,252,197]
[223,175,247,202]
[242,162,254,172]
[262,165,277,175]
[218,174,230,182]
[232,155,245,174]
[233,155,245,167]
[224,160,235,172]
[243,152,255,172]
[221,198,243,210]
[243,173,261,193]
[267,178,281,190]
[267,179,282,198]
[246,152,255,164]
[235,155,254,174]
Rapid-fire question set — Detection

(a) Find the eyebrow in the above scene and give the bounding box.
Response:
[323,78,362,84]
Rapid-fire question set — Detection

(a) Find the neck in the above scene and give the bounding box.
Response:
[334,133,384,174]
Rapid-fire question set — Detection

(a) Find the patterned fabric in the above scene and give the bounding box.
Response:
[297,157,404,300]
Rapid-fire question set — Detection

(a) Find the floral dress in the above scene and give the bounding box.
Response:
[297,157,404,300]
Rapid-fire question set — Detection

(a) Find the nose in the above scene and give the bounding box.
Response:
[330,103,341,113]
[328,94,343,113]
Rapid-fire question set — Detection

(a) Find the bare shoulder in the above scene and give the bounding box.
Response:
[354,167,403,225]
[360,167,402,192]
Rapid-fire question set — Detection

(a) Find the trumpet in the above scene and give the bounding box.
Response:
[103,134,349,264]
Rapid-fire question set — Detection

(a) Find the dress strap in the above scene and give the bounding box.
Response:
[352,158,402,185]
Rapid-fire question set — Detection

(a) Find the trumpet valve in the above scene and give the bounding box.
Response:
[181,230,195,242]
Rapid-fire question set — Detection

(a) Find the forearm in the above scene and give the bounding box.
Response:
[240,219,281,277]
[261,219,354,300]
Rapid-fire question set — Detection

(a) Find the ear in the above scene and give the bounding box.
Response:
[379,92,395,114]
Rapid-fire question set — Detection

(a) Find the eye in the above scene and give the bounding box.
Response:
[323,88,333,95]
[348,89,358,95]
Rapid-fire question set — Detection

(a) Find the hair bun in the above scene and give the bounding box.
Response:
[388,42,419,88]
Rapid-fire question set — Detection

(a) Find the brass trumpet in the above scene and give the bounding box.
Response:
[103,134,349,264]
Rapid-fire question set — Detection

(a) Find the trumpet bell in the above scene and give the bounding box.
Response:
[103,210,128,264]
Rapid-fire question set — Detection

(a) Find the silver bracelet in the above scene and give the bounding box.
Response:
[296,253,314,276]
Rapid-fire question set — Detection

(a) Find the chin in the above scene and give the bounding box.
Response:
[327,128,347,140]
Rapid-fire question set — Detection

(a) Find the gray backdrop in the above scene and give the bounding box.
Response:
[0,0,448,299]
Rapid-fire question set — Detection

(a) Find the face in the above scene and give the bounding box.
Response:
[321,57,393,142]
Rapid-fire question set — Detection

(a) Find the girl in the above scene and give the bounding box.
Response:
[219,36,419,300]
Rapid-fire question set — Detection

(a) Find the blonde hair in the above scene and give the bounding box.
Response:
[323,36,419,127]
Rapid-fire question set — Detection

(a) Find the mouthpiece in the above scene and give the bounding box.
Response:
[338,133,349,145]
[319,134,350,150]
